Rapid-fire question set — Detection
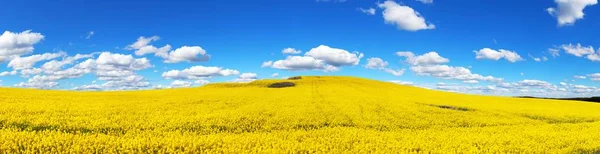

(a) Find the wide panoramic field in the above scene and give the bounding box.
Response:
[1,76,599,153]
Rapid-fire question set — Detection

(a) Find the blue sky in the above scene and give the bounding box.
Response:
[1,0,599,97]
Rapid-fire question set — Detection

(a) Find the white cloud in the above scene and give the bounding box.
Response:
[264,56,336,71]
[396,51,449,65]
[574,75,587,79]
[304,45,363,66]
[8,52,65,70]
[411,65,503,82]
[463,80,479,84]
[126,36,160,50]
[561,43,595,57]
[282,48,301,54]
[41,53,96,72]
[416,0,433,4]
[389,80,413,85]
[170,80,192,88]
[234,73,258,82]
[547,0,598,26]
[358,8,376,15]
[264,45,361,72]
[474,48,523,62]
[85,31,94,39]
[587,73,600,81]
[0,70,17,76]
[0,30,45,62]
[365,57,388,69]
[398,51,502,83]
[377,1,435,31]
[160,46,210,63]
[271,73,279,77]
[384,68,405,76]
[162,65,239,79]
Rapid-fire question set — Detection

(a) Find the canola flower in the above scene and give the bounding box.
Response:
[1,76,600,153]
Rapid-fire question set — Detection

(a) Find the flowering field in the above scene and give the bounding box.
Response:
[1,76,600,153]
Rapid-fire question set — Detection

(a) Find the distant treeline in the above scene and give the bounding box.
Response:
[516,96,600,103]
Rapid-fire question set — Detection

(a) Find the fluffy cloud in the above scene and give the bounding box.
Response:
[0,30,45,62]
[377,1,435,31]
[41,53,96,72]
[396,51,449,65]
[547,0,598,26]
[262,56,336,71]
[233,73,258,82]
[587,73,600,81]
[365,57,388,69]
[170,80,192,88]
[0,70,17,76]
[574,75,587,79]
[384,68,405,76]
[271,73,279,77]
[15,52,152,90]
[160,46,210,63]
[561,43,595,57]
[399,51,502,83]
[126,36,209,63]
[282,48,301,54]
[358,8,376,15]
[304,45,363,66]
[162,65,239,80]
[365,57,405,76]
[8,52,65,70]
[410,65,502,82]
[263,45,361,72]
[474,48,523,62]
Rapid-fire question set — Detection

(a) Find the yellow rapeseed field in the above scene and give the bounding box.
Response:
[1,76,600,153]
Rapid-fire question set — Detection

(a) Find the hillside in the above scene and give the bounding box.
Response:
[1,76,600,153]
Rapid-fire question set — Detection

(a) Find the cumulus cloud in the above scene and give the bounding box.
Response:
[263,45,362,72]
[410,65,502,82]
[233,73,258,82]
[587,73,600,81]
[170,80,192,88]
[547,0,598,26]
[358,8,376,15]
[378,0,435,31]
[271,73,279,77]
[0,30,45,62]
[162,65,239,80]
[365,57,405,76]
[305,45,363,66]
[474,48,523,62]
[160,46,210,63]
[126,36,209,63]
[282,48,301,54]
[396,51,449,65]
[0,70,17,76]
[8,52,65,70]
[16,52,152,90]
[365,57,389,69]
[398,51,503,83]
[561,43,595,57]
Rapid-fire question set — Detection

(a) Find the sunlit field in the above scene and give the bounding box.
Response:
[1,76,600,153]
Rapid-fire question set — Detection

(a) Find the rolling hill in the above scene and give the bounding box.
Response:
[1,76,600,153]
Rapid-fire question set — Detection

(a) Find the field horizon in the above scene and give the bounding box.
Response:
[2,76,600,153]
